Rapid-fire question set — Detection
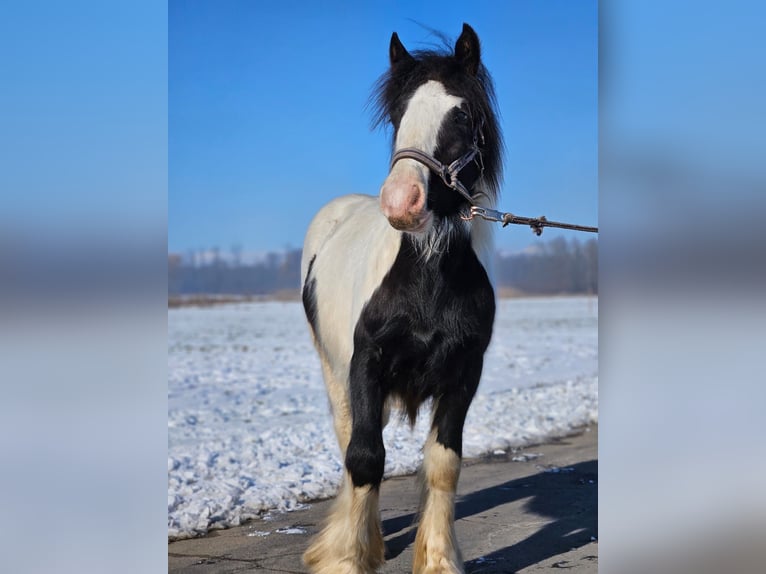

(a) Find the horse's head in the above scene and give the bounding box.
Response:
[374,24,502,234]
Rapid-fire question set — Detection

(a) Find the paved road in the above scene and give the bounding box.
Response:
[169,426,597,573]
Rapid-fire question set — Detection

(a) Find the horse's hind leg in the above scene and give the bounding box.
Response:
[303,351,386,574]
[413,359,483,574]
[318,356,352,454]
[413,429,463,574]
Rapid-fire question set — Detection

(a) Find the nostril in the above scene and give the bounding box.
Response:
[408,184,425,212]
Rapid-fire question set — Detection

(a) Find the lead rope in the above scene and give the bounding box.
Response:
[390,148,598,236]
[468,206,598,236]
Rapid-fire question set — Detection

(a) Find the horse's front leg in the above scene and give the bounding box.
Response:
[304,338,386,574]
[413,357,483,574]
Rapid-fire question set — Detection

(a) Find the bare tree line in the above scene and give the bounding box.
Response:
[168,237,597,297]
[493,236,597,295]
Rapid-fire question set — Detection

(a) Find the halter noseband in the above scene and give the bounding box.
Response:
[389,147,479,205]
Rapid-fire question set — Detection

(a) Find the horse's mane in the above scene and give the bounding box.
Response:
[369,41,504,201]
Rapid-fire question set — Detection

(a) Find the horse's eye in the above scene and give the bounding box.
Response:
[455,109,470,124]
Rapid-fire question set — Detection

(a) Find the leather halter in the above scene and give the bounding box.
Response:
[388,118,485,206]
[389,147,479,205]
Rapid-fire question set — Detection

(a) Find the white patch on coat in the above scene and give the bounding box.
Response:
[302,194,402,381]
[387,80,464,189]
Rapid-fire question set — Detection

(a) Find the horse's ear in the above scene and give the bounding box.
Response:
[390,32,413,66]
[454,23,481,76]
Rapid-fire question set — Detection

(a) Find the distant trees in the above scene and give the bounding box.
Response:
[168,237,597,296]
[493,237,598,295]
[169,247,302,296]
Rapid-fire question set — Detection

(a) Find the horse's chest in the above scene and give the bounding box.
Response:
[355,236,495,391]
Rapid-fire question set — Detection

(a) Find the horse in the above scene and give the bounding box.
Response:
[300,23,503,574]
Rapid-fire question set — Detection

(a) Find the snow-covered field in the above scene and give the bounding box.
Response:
[168,296,598,540]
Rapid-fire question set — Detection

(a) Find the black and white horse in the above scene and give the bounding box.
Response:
[300,24,502,574]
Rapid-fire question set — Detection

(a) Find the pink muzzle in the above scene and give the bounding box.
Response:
[379,165,430,232]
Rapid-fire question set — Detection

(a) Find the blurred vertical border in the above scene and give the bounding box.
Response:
[601,1,766,573]
[0,1,167,573]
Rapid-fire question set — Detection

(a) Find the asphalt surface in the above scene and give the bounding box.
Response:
[169,426,597,573]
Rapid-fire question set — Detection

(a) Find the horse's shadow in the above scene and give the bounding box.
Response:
[382,459,597,573]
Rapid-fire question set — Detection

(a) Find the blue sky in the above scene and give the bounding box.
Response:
[169,0,597,255]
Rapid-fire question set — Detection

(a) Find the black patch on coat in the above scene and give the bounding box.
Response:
[302,255,319,336]
[345,426,386,488]
[346,231,495,476]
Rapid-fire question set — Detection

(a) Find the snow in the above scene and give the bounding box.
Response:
[275,526,308,535]
[168,296,598,540]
